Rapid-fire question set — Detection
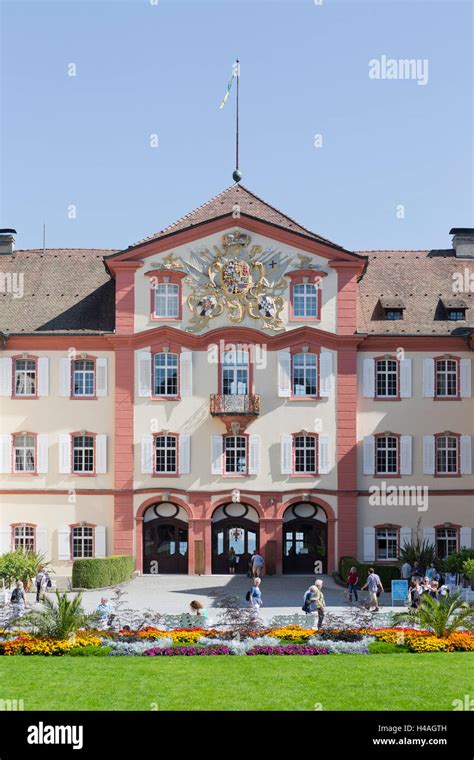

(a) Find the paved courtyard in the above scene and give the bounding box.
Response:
[24,574,403,624]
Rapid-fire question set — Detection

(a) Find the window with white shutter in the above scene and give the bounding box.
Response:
[141,435,153,474]
[138,351,152,398]
[277,351,291,397]
[362,358,375,398]
[319,352,333,398]
[37,357,50,397]
[0,357,12,397]
[362,435,375,475]
[280,434,292,475]
[96,358,108,397]
[179,434,191,474]
[211,435,223,475]
[180,351,193,397]
[422,358,435,398]
[248,434,261,475]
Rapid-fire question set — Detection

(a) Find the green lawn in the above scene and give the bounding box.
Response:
[1,653,473,710]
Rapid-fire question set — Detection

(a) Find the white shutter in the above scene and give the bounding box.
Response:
[141,435,153,474]
[363,527,376,562]
[37,357,50,397]
[400,527,412,549]
[422,358,435,398]
[36,434,49,474]
[280,434,293,475]
[36,527,48,557]
[180,351,193,397]
[0,357,12,396]
[362,358,375,398]
[211,435,223,475]
[248,434,261,475]
[423,435,435,475]
[138,351,152,398]
[0,435,12,474]
[0,528,10,554]
[96,434,107,474]
[423,527,436,548]
[179,434,191,474]
[58,527,71,561]
[94,526,106,558]
[318,435,330,474]
[319,352,333,398]
[460,527,472,549]
[277,350,291,397]
[460,435,472,475]
[399,359,412,398]
[59,357,71,397]
[362,435,375,475]
[460,359,472,398]
[59,434,71,474]
[400,435,412,475]
[96,358,108,397]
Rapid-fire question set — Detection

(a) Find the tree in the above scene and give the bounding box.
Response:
[463,559,474,585]
[392,592,474,638]
[21,591,98,640]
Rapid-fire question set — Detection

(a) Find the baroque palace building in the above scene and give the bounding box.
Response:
[0,185,473,576]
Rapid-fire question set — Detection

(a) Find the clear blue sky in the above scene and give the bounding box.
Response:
[1,0,472,252]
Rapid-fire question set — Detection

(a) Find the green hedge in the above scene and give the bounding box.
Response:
[339,556,400,588]
[72,555,134,589]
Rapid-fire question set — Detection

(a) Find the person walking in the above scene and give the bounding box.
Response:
[35,566,48,603]
[247,577,262,610]
[314,579,325,629]
[228,547,237,575]
[400,560,412,581]
[250,551,264,578]
[347,566,359,602]
[10,580,27,618]
[361,568,384,612]
[303,585,318,626]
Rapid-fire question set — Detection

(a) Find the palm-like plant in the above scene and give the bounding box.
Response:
[21,591,99,639]
[392,592,474,638]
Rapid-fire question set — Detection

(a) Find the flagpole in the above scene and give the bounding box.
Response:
[232,59,242,183]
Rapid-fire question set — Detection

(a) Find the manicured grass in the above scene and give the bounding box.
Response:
[1,653,473,711]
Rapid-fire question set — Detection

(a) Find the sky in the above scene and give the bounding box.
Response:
[0,0,473,253]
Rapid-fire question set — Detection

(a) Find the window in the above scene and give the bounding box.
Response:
[436,527,458,559]
[375,359,398,397]
[72,526,94,559]
[376,527,398,560]
[293,282,318,319]
[153,353,178,397]
[14,359,36,396]
[292,353,317,397]
[385,308,403,321]
[222,349,249,395]
[73,360,95,397]
[72,435,94,473]
[154,435,178,474]
[294,434,317,474]
[153,282,179,319]
[224,436,247,474]
[13,434,35,473]
[436,435,458,475]
[375,436,398,475]
[13,525,35,551]
[435,359,458,397]
[446,309,465,321]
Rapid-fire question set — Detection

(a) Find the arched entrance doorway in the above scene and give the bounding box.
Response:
[212,503,259,574]
[143,503,188,574]
[283,503,327,574]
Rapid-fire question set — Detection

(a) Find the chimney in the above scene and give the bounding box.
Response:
[450,227,474,259]
[0,228,16,255]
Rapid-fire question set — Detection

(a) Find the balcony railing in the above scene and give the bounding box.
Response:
[209,393,261,416]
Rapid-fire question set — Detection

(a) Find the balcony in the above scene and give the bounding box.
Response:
[210,393,261,417]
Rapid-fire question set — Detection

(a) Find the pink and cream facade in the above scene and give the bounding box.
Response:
[0,186,473,575]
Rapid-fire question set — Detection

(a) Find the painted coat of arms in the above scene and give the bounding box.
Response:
[182,230,292,332]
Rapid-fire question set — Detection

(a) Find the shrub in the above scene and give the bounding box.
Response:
[72,555,134,589]
[398,538,436,569]
[21,591,99,639]
[0,550,47,590]
[463,559,474,584]
[339,557,399,587]
[311,636,375,654]
[368,641,411,654]
[441,549,474,576]
[392,591,474,637]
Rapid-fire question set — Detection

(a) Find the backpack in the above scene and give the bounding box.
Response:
[302,591,310,612]
[10,588,20,603]
[245,590,252,602]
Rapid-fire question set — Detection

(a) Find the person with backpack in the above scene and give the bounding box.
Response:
[246,578,262,610]
[302,585,318,624]
[250,552,264,578]
[10,580,27,617]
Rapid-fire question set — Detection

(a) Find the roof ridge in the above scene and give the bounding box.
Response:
[13,247,118,253]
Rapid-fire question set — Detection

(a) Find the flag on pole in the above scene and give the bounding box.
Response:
[219,60,240,109]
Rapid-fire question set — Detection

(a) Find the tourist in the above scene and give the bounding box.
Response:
[426,563,440,583]
[429,581,439,600]
[420,576,432,595]
[10,580,27,617]
[411,561,424,580]
[361,568,384,612]
[35,566,49,603]
[96,598,112,628]
[438,583,449,597]
[303,584,318,625]
[190,599,209,625]
[228,547,237,575]
[248,577,262,610]
[314,579,325,629]
[347,566,359,602]
[251,551,264,578]
[400,560,412,580]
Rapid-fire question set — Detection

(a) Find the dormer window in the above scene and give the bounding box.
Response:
[147,270,185,322]
[380,298,404,321]
[442,298,467,321]
[447,309,466,321]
